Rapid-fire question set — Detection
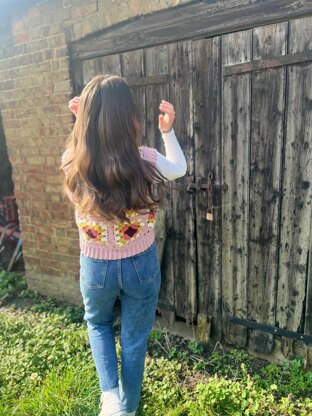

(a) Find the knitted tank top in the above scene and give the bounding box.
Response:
[63,146,158,260]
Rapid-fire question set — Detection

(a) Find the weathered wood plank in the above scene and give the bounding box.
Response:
[192,37,222,341]
[120,49,146,138]
[144,46,169,155]
[127,75,169,88]
[222,29,251,347]
[120,49,144,77]
[168,40,197,325]
[305,223,312,335]
[82,57,101,84]
[71,58,84,94]
[224,50,312,77]
[276,16,312,333]
[143,45,173,319]
[289,16,312,53]
[98,53,121,76]
[71,0,312,60]
[248,22,287,354]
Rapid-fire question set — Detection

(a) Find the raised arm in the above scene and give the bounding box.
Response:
[141,99,187,181]
[155,128,187,181]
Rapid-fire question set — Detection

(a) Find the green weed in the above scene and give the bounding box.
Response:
[0,269,311,416]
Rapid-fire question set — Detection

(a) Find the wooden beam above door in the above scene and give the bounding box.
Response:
[224,50,312,76]
[71,0,312,60]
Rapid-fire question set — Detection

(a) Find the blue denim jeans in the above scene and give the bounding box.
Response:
[79,241,161,413]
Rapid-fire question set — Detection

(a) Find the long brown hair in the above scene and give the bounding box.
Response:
[60,74,167,223]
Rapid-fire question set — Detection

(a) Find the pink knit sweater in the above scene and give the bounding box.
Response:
[63,146,159,260]
[62,128,187,260]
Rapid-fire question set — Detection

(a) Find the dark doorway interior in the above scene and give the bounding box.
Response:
[0,112,24,272]
[0,113,14,197]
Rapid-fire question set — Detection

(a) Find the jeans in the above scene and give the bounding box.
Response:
[79,241,161,413]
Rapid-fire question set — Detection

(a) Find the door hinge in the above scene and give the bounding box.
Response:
[228,316,312,344]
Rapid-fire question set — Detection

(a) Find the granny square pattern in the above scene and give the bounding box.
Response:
[147,211,156,228]
[77,219,108,245]
[114,220,144,247]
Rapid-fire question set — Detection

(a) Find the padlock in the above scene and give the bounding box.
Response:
[206,211,213,221]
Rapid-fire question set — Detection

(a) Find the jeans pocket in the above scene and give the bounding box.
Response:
[80,253,109,289]
[131,242,161,284]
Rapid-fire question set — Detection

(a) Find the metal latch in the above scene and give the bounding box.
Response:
[186,174,228,192]
[186,172,228,221]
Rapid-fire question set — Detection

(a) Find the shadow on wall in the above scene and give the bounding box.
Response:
[0,112,14,198]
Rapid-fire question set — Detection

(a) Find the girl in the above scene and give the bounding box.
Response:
[60,75,187,416]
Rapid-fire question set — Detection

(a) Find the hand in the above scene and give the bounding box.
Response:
[158,100,175,133]
[68,96,80,117]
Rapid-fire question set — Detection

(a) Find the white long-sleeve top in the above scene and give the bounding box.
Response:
[157,128,187,180]
[145,128,187,181]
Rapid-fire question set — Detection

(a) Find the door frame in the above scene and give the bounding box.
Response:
[70,0,312,61]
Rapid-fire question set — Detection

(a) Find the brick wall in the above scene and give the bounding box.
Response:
[0,0,190,305]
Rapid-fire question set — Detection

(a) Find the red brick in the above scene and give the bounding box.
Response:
[27,175,44,185]
[23,240,39,250]
[11,54,32,67]
[0,80,14,91]
[45,175,62,185]
[26,15,45,30]
[14,191,28,200]
[50,93,70,104]
[23,166,43,175]
[37,234,52,244]
[49,194,61,202]
[25,6,41,19]
[40,267,59,276]
[52,253,77,264]
[50,202,68,212]
[33,249,51,258]
[12,18,27,34]
[47,34,66,48]
[51,210,72,221]
[13,32,30,44]
[3,119,21,129]
[40,258,60,268]
[27,182,44,192]
[65,229,79,239]
[45,8,70,24]
[71,2,98,19]
[26,156,45,166]
[24,255,41,265]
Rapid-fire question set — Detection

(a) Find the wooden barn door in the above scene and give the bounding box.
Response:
[73,42,198,326]
[221,17,312,353]
[72,15,312,348]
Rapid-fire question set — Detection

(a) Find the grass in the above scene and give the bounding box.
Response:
[0,270,311,415]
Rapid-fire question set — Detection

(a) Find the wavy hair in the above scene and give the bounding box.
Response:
[60,74,168,223]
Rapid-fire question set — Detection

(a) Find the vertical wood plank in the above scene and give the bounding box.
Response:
[192,37,222,341]
[248,22,287,354]
[222,29,251,347]
[144,45,173,320]
[120,49,146,138]
[168,40,197,325]
[144,45,169,150]
[253,23,287,60]
[305,221,312,335]
[277,16,312,333]
[71,58,84,95]
[82,57,102,84]
[98,54,121,76]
